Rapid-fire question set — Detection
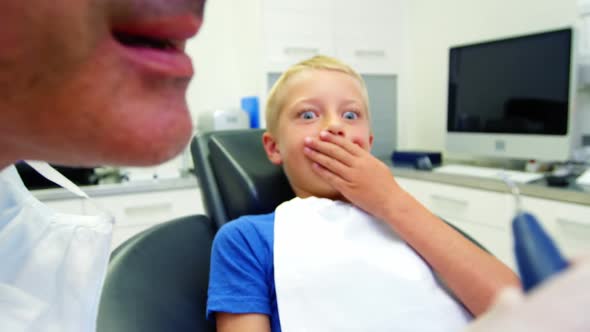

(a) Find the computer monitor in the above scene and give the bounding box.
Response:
[446,28,575,161]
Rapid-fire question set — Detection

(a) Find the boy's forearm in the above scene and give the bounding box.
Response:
[382,189,521,316]
[300,132,520,314]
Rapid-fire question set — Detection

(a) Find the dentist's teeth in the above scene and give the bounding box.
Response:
[113,31,176,50]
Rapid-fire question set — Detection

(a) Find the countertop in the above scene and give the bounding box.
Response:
[32,174,199,201]
[32,166,589,206]
[391,166,590,206]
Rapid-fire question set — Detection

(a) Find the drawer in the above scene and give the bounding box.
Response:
[396,178,513,229]
[395,176,590,271]
[521,196,590,259]
[86,188,204,252]
[84,188,204,227]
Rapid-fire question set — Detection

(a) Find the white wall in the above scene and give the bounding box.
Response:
[185,0,264,126]
[401,0,578,151]
[183,0,579,154]
[164,0,264,171]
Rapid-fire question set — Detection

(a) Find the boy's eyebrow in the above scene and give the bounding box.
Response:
[289,97,363,108]
[284,98,322,113]
[340,99,363,107]
[289,97,323,107]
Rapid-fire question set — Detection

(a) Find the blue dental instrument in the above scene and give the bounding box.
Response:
[502,175,569,292]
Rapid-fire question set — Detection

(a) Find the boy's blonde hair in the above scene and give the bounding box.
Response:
[265,55,369,135]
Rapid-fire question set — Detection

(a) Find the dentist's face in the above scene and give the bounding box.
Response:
[0,0,206,167]
[266,69,373,199]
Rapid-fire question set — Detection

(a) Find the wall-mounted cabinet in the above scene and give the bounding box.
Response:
[260,0,404,154]
[578,0,590,88]
[262,0,404,74]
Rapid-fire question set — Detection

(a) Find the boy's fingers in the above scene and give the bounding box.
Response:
[319,131,364,156]
[304,147,351,181]
[311,162,347,190]
[304,137,354,167]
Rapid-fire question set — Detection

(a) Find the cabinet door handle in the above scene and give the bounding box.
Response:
[556,218,590,243]
[430,194,469,207]
[556,218,590,228]
[284,47,319,56]
[354,49,386,58]
[124,203,173,218]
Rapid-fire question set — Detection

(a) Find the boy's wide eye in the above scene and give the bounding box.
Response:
[343,111,359,120]
[300,111,317,120]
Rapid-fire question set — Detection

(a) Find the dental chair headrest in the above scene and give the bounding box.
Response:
[207,129,295,224]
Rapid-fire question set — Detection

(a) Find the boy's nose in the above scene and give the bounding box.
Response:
[325,122,345,137]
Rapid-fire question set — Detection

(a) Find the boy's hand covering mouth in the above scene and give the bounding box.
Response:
[303,131,405,221]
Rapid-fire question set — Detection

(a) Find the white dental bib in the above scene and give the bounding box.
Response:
[274,197,470,332]
[0,163,113,332]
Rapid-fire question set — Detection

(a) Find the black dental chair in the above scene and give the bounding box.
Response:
[190,129,295,229]
[96,129,486,332]
[96,129,292,332]
[96,214,216,332]
[190,128,485,248]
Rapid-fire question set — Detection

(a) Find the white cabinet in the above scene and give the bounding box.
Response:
[395,177,590,271]
[84,188,205,251]
[263,6,334,72]
[262,0,403,74]
[333,0,404,74]
[520,196,590,259]
[40,187,205,252]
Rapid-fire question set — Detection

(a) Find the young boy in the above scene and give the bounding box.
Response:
[207,56,519,331]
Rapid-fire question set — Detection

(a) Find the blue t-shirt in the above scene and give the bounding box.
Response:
[207,212,281,331]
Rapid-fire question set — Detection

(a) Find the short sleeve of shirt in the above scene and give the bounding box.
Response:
[206,214,274,320]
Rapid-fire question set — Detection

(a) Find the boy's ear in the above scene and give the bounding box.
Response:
[262,132,282,165]
[369,133,374,149]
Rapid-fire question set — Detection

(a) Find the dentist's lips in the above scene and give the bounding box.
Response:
[111,15,201,78]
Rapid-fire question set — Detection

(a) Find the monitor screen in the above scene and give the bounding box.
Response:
[447,28,572,136]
